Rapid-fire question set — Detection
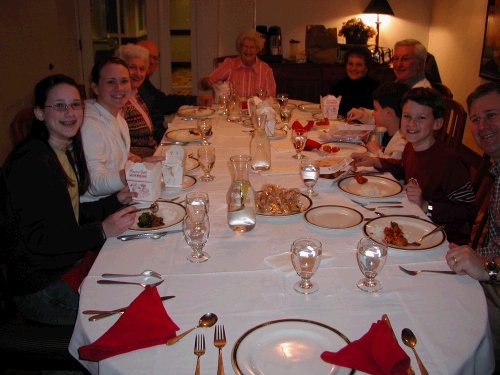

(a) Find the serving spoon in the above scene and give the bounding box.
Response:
[401,328,429,375]
[166,313,218,345]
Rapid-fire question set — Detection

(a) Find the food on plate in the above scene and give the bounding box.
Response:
[354,172,368,184]
[383,221,408,247]
[256,184,304,214]
[321,145,341,154]
[316,117,329,126]
[137,212,165,228]
[317,156,344,168]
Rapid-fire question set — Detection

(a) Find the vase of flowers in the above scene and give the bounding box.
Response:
[338,18,376,45]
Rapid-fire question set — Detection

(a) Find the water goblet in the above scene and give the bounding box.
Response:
[218,94,230,115]
[197,146,216,181]
[356,237,388,292]
[185,191,209,226]
[280,108,292,131]
[300,159,319,197]
[256,87,268,100]
[276,93,289,109]
[291,128,308,159]
[197,119,212,146]
[183,214,210,263]
[291,238,323,294]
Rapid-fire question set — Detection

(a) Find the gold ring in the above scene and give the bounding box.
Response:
[453,255,457,263]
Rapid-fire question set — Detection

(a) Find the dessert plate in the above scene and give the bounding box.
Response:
[304,205,363,230]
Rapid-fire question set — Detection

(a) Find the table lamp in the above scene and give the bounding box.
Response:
[363,0,394,51]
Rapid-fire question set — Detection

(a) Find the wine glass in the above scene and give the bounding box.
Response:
[300,159,319,197]
[197,119,212,146]
[197,146,216,181]
[185,191,209,229]
[291,238,323,294]
[356,237,388,292]
[291,128,308,159]
[218,94,230,115]
[276,93,289,109]
[280,108,292,131]
[183,214,210,263]
[256,87,268,100]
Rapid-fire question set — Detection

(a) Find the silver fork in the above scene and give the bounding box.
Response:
[407,225,445,246]
[214,325,226,375]
[399,265,456,276]
[194,333,205,375]
[351,199,402,207]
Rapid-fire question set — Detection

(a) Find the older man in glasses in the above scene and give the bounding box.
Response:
[136,40,213,143]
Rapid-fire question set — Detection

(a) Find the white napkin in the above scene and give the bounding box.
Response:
[264,252,335,277]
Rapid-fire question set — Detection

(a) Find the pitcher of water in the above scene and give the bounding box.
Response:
[227,155,256,232]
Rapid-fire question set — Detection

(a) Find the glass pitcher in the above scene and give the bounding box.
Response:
[227,83,242,122]
[250,115,271,171]
[227,155,256,232]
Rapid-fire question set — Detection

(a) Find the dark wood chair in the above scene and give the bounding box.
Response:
[213,55,238,69]
[435,98,467,153]
[432,82,453,99]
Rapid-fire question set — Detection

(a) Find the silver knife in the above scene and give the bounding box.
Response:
[84,296,175,321]
[117,229,183,241]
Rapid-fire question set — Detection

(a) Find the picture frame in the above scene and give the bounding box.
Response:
[479,0,500,81]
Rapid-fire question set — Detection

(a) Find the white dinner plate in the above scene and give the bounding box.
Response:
[338,175,402,198]
[162,175,197,193]
[272,102,297,111]
[304,205,363,230]
[298,103,322,113]
[176,106,215,118]
[256,193,312,217]
[164,128,212,142]
[363,215,446,250]
[317,142,367,157]
[185,157,200,172]
[129,201,185,231]
[232,319,354,375]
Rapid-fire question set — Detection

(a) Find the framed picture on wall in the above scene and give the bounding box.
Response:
[480,0,500,81]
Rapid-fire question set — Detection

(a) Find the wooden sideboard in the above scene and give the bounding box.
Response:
[268,62,395,103]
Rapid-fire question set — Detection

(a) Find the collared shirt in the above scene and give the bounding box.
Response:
[478,161,500,258]
[397,71,432,89]
[208,56,276,97]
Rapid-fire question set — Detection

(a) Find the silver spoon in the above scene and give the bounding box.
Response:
[166,313,218,345]
[401,328,429,375]
[101,270,162,279]
[97,279,164,288]
[134,202,159,213]
[119,232,168,241]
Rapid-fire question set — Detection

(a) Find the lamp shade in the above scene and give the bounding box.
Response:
[363,0,394,15]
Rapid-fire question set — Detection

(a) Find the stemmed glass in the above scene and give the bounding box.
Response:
[300,159,319,197]
[280,108,292,131]
[197,146,216,181]
[218,94,230,115]
[276,93,289,109]
[291,238,323,294]
[256,87,268,100]
[291,128,308,159]
[183,214,210,263]
[197,119,212,146]
[185,191,209,231]
[356,237,388,292]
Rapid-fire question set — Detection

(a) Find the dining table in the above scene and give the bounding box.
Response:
[68,99,495,375]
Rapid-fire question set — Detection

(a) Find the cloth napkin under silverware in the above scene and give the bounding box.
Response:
[321,320,410,375]
[78,286,179,362]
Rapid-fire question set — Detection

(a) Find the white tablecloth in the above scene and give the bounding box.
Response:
[69,102,495,375]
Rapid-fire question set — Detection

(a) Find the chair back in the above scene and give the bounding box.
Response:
[435,98,467,153]
[432,82,453,99]
[213,55,238,70]
[9,107,33,147]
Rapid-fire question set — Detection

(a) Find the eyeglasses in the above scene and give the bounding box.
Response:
[392,56,417,63]
[45,102,84,111]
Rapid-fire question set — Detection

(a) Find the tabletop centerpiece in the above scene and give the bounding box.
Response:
[338,18,376,45]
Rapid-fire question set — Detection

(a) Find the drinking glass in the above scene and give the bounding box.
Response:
[197,146,216,181]
[291,128,308,159]
[256,87,268,100]
[280,108,292,131]
[291,238,322,294]
[276,93,289,109]
[185,191,209,227]
[197,119,212,146]
[356,237,388,292]
[218,94,230,115]
[300,159,319,197]
[183,214,210,263]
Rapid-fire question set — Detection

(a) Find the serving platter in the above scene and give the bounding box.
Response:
[129,201,185,231]
[304,205,363,230]
[176,106,215,118]
[338,175,402,198]
[232,319,354,375]
[363,215,446,250]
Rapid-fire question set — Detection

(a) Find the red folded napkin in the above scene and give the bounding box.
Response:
[321,320,410,375]
[78,286,179,362]
[304,139,321,151]
[62,250,98,294]
[292,120,314,131]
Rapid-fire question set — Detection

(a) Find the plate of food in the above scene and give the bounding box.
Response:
[232,319,354,375]
[298,103,322,113]
[176,106,215,118]
[363,215,446,250]
[164,128,212,142]
[317,142,367,156]
[338,175,402,198]
[162,175,197,193]
[304,205,363,230]
[129,201,185,231]
[255,185,312,217]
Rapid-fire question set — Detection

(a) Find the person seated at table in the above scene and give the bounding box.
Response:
[115,43,157,159]
[81,57,163,203]
[197,29,276,98]
[137,40,213,143]
[347,39,432,124]
[0,74,137,325]
[365,82,409,159]
[330,46,380,118]
[445,82,500,371]
[352,87,477,245]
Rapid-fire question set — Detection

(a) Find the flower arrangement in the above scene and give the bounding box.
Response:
[338,18,376,44]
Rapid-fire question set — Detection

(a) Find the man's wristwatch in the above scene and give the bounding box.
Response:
[484,259,500,283]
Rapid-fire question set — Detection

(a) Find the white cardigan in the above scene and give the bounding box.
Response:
[370,129,407,159]
[80,100,130,202]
